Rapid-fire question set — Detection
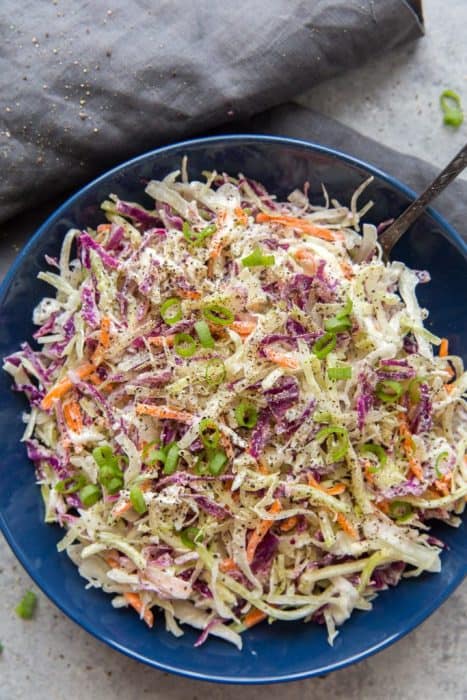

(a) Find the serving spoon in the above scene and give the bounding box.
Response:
[378,142,467,260]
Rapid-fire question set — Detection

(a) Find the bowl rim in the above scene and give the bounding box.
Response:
[1,133,466,685]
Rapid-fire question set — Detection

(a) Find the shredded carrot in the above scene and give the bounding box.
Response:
[257,458,269,475]
[255,212,338,242]
[434,479,449,496]
[244,608,267,629]
[364,466,375,485]
[91,316,111,364]
[294,248,317,274]
[104,552,120,568]
[376,500,390,514]
[398,413,424,481]
[97,223,111,234]
[41,362,95,410]
[234,207,248,226]
[439,338,449,358]
[135,404,193,423]
[339,261,354,279]
[88,372,103,385]
[219,557,238,573]
[123,592,154,628]
[246,500,282,564]
[63,401,83,433]
[326,483,347,496]
[263,346,299,369]
[307,474,346,495]
[280,516,298,532]
[398,413,417,473]
[147,335,175,347]
[337,513,358,539]
[307,474,323,490]
[176,288,201,300]
[408,457,424,481]
[229,320,257,336]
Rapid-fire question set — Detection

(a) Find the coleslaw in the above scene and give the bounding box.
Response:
[4,161,467,649]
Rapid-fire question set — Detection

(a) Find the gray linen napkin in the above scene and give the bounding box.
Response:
[0,0,423,225]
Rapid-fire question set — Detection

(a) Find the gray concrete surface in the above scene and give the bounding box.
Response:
[297,0,467,178]
[1,1,466,698]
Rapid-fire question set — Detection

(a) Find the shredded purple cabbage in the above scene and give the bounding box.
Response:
[264,376,300,420]
[371,561,406,589]
[283,274,314,310]
[115,200,161,229]
[380,477,425,499]
[356,372,374,431]
[192,495,230,520]
[81,282,101,329]
[410,383,432,434]
[79,232,120,269]
[249,409,272,459]
[25,439,69,478]
[19,343,50,384]
[251,531,279,574]
[105,224,125,251]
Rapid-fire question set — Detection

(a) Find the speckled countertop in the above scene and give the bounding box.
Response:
[1,1,466,698]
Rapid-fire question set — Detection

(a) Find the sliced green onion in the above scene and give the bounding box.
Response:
[15,591,37,620]
[182,221,216,246]
[375,379,404,404]
[440,89,464,127]
[199,418,220,449]
[315,425,349,462]
[180,526,203,550]
[142,441,167,465]
[92,445,118,469]
[389,500,413,522]
[202,303,234,326]
[147,449,167,465]
[337,297,353,318]
[160,297,183,326]
[241,247,275,267]
[324,316,352,334]
[107,477,124,495]
[99,463,121,482]
[55,474,87,494]
[130,485,147,515]
[79,484,102,507]
[312,332,337,359]
[163,442,180,475]
[208,449,228,475]
[328,366,352,381]
[174,332,197,358]
[194,320,215,348]
[193,456,209,476]
[360,443,388,472]
[235,401,258,428]
[96,448,124,493]
[205,358,226,386]
[435,451,449,478]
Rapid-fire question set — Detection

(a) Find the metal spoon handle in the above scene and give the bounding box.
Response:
[379,142,467,258]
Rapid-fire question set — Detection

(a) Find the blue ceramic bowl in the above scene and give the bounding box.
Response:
[1,135,466,684]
